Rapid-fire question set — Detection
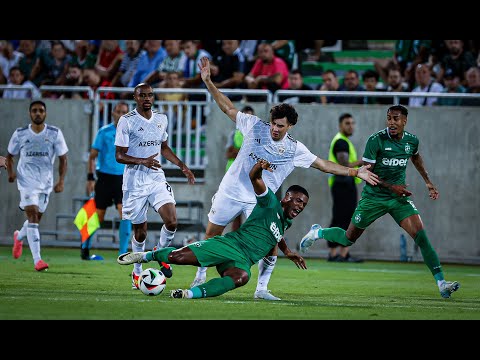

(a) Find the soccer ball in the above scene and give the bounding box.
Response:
[138,268,166,296]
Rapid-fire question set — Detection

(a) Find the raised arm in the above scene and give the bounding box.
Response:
[411,152,439,200]
[199,56,239,122]
[249,159,273,195]
[310,157,379,186]
[161,141,195,185]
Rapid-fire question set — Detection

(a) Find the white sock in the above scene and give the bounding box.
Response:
[18,220,29,240]
[195,267,208,280]
[158,225,176,248]
[185,290,193,299]
[26,223,41,264]
[131,236,145,275]
[256,256,277,292]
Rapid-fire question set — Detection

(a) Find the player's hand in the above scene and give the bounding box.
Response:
[390,184,413,197]
[198,57,211,83]
[143,153,161,170]
[54,181,64,193]
[357,164,379,185]
[86,180,95,196]
[426,182,439,200]
[0,156,6,169]
[181,165,195,185]
[286,251,307,270]
[258,158,273,172]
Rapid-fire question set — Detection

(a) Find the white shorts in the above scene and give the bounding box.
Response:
[19,190,50,213]
[208,191,255,226]
[122,181,176,224]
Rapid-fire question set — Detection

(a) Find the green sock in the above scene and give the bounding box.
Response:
[190,276,236,298]
[414,229,444,279]
[321,227,354,246]
[147,247,175,263]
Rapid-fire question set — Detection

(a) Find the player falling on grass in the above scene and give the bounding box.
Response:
[300,104,460,299]
[7,100,68,271]
[118,159,308,299]
[115,83,195,290]
[189,56,379,301]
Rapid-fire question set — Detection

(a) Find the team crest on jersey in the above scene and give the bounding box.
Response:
[278,145,285,154]
[354,213,361,223]
[157,124,163,131]
[405,143,411,154]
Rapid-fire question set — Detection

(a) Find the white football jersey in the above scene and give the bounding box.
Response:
[115,109,169,191]
[7,124,68,193]
[218,112,317,203]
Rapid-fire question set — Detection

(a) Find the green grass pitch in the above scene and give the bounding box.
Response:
[1,246,479,320]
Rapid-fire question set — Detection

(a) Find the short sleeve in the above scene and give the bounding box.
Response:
[236,112,260,136]
[362,135,379,163]
[333,139,349,155]
[7,130,19,156]
[115,117,129,147]
[293,141,317,168]
[256,188,278,208]
[413,137,419,155]
[55,128,69,156]
[91,128,103,151]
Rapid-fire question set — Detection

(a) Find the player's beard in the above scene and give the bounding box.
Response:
[32,117,45,126]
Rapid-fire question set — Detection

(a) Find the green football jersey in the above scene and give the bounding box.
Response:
[224,188,292,264]
[362,128,419,200]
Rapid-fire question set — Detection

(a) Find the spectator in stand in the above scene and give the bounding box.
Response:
[69,40,97,70]
[261,40,296,70]
[319,69,340,104]
[95,40,123,82]
[200,40,223,59]
[180,40,212,89]
[157,71,188,130]
[0,40,23,85]
[362,69,381,104]
[210,40,245,102]
[111,40,145,99]
[337,69,365,104]
[30,41,71,98]
[82,68,114,126]
[437,40,476,86]
[462,66,480,106]
[2,66,41,99]
[378,66,410,105]
[239,40,258,74]
[143,40,186,87]
[279,69,317,104]
[436,68,466,106]
[296,40,337,63]
[245,42,289,94]
[18,40,45,87]
[375,40,432,89]
[129,40,166,87]
[61,64,83,99]
[408,63,444,107]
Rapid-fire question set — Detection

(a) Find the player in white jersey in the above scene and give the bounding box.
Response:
[6,100,69,271]
[190,57,379,300]
[115,83,195,289]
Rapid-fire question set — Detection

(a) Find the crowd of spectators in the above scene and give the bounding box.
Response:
[1,39,479,106]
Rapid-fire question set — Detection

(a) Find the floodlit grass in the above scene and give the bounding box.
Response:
[1,246,479,320]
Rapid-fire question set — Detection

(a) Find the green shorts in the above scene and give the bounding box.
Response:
[351,196,420,229]
[187,236,253,278]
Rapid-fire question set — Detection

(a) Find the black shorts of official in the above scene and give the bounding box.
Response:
[94,171,124,210]
[328,178,357,248]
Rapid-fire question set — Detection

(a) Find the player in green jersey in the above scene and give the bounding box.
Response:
[117,159,309,299]
[300,104,460,299]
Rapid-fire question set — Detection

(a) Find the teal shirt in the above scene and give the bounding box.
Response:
[92,123,125,175]
[224,188,292,264]
[362,128,419,200]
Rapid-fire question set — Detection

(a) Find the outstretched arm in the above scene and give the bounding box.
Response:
[161,142,195,185]
[199,56,239,122]
[310,157,379,186]
[278,238,307,270]
[249,159,273,195]
[411,153,439,200]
